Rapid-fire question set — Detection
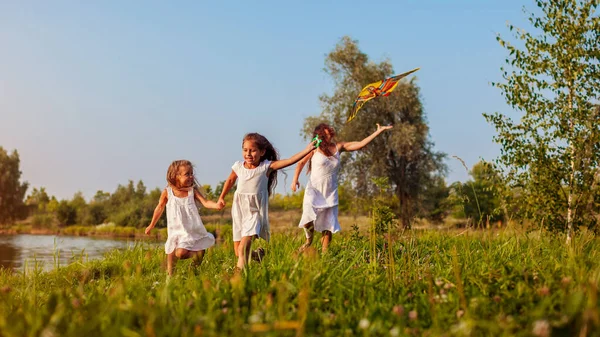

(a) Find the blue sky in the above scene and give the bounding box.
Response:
[0,1,529,200]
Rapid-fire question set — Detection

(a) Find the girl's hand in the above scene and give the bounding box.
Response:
[217,198,226,209]
[376,123,393,132]
[307,139,317,150]
[291,181,300,192]
[144,225,153,235]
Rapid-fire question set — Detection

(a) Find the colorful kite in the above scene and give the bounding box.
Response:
[347,67,420,123]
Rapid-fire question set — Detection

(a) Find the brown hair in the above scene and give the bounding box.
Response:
[166,160,205,197]
[242,133,280,196]
[308,123,337,173]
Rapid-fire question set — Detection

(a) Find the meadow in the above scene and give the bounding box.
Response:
[1,222,599,337]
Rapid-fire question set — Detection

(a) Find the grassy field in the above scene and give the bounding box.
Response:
[1,224,599,336]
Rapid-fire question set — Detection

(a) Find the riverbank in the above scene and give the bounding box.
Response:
[0,223,232,243]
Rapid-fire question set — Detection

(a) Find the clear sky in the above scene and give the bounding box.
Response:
[0,1,529,200]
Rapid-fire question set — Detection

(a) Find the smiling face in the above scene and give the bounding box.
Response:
[242,140,266,167]
[176,165,194,188]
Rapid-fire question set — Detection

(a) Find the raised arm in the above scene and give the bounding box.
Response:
[217,170,238,208]
[195,190,222,210]
[270,141,316,171]
[145,189,168,235]
[339,124,393,152]
[291,150,315,192]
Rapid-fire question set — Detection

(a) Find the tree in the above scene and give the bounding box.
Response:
[25,187,50,214]
[0,147,29,224]
[448,161,505,226]
[418,175,450,223]
[303,37,447,228]
[484,0,600,241]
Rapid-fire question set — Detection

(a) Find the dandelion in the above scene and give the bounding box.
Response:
[358,318,370,329]
[390,327,400,337]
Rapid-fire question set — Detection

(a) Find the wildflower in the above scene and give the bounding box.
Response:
[248,314,261,324]
[392,305,404,316]
[537,286,550,296]
[532,320,550,337]
[409,310,418,321]
[358,318,370,329]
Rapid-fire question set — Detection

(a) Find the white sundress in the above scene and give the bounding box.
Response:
[298,149,342,236]
[164,186,215,254]
[231,160,271,242]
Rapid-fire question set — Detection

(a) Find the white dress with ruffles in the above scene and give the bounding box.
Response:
[164,186,215,254]
[298,150,342,235]
[231,160,271,242]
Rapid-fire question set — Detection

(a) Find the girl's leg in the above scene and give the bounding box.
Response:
[167,252,176,276]
[234,241,241,257]
[175,248,191,259]
[237,236,254,270]
[299,221,315,251]
[321,230,332,253]
[191,249,205,266]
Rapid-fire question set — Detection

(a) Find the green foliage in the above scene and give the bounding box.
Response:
[448,161,505,226]
[483,0,600,234]
[268,190,304,211]
[0,147,28,224]
[418,175,450,223]
[2,230,600,335]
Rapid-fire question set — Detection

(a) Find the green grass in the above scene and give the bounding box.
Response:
[1,228,599,336]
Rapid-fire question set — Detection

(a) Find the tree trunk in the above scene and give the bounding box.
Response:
[566,91,574,245]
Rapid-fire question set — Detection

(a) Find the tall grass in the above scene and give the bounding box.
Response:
[1,228,599,336]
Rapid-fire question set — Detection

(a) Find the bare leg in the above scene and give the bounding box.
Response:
[167,252,176,276]
[236,236,254,270]
[234,241,241,257]
[175,248,191,259]
[299,221,314,251]
[191,250,205,266]
[321,230,332,253]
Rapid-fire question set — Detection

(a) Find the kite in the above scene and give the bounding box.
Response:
[347,67,420,123]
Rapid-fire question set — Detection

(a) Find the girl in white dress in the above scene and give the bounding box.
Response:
[145,160,223,276]
[218,133,315,270]
[291,123,393,252]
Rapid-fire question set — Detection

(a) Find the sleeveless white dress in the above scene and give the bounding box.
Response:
[298,149,342,235]
[231,160,271,242]
[164,186,215,254]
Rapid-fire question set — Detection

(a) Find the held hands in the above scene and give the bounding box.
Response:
[217,198,226,210]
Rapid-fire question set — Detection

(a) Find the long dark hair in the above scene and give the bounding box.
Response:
[242,133,280,196]
[308,123,336,173]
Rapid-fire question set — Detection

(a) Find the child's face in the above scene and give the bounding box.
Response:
[242,140,266,166]
[176,165,194,188]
